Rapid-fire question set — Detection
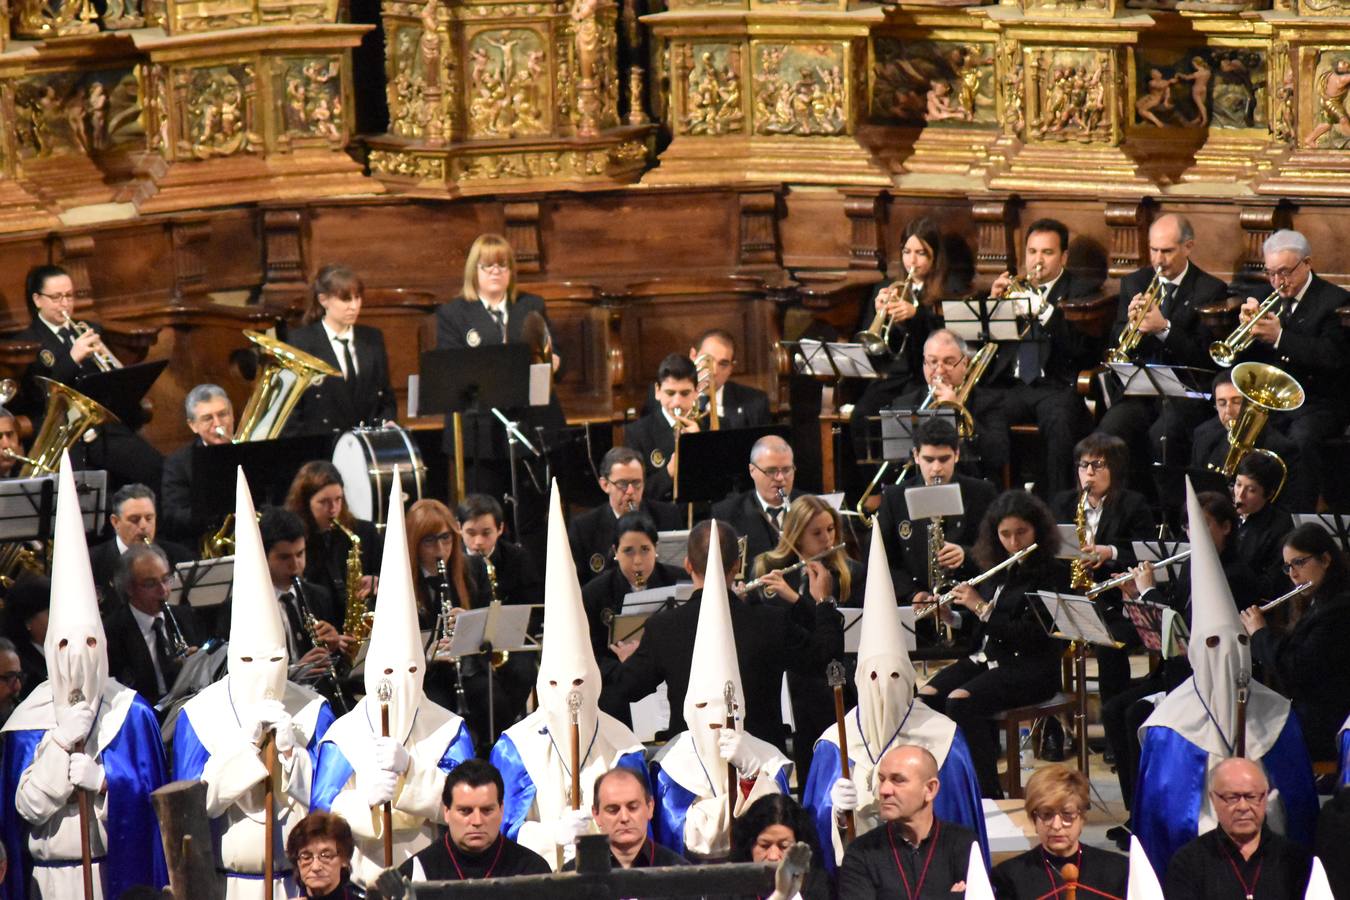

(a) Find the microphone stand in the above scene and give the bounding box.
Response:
[491,407,540,539]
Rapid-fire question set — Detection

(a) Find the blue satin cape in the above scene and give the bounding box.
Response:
[1134,715,1318,880]
[172,702,335,783]
[309,719,473,812]
[652,761,791,858]
[1,695,168,900]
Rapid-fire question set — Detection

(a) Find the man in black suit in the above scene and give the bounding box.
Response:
[641,329,772,429]
[1232,453,1294,599]
[1233,228,1350,505]
[568,447,681,584]
[987,219,1102,497]
[885,329,1010,481]
[1100,214,1227,487]
[603,519,843,750]
[459,493,543,607]
[88,483,193,608]
[13,264,163,491]
[709,435,805,569]
[1189,370,1303,510]
[102,543,205,709]
[622,354,701,505]
[160,383,236,548]
[875,417,997,607]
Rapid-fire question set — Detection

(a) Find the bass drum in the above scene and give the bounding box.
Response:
[331,424,426,527]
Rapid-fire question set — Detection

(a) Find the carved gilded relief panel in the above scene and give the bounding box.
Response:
[1270,40,1293,145]
[997,37,1025,136]
[1302,48,1350,149]
[677,43,745,135]
[871,38,997,128]
[464,26,552,138]
[751,41,847,136]
[275,56,346,146]
[1024,47,1115,143]
[13,69,142,160]
[1295,0,1350,16]
[387,21,429,137]
[165,0,255,32]
[1130,46,1266,130]
[172,63,260,159]
[11,0,99,39]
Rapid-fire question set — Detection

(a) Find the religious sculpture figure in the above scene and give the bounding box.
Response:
[572,0,602,135]
[1175,56,1211,126]
[1306,57,1350,146]
[1136,67,1178,127]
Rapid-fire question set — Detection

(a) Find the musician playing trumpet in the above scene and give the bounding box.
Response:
[1230,230,1349,505]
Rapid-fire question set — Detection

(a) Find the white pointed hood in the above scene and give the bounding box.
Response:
[536,481,602,740]
[1142,478,1289,760]
[46,451,107,712]
[855,524,916,746]
[682,520,743,783]
[363,471,423,741]
[1126,836,1165,900]
[1305,857,1335,900]
[962,840,995,900]
[227,468,288,706]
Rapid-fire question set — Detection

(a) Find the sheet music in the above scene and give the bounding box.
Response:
[1122,597,1167,652]
[656,530,689,568]
[1109,363,1211,400]
[1054,525,1092,561]
[904,483,964,521]
[1035,591,1123,647]
[1131,541,1190,584]
[791,339,835,377]
[173,556,235,608]
[817,492,845,511]
[826,343,879,379]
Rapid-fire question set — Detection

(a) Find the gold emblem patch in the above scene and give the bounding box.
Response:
[898,520,912,541]
[650,449,665,468]
[589,553,605,573]
[466,328,481,348]
[39,349,55,367]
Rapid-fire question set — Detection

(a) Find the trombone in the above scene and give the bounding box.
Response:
[855,267,917,357]
[916,543,1039,621]
[1210,290,1281,367]
[1107,267,1165,364]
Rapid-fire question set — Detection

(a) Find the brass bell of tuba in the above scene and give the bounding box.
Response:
[234,331,341,442]
[1207,362,1304,502]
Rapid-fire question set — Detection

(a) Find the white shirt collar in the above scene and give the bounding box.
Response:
[1039,269,1064,298]
[1164,262,1190,288]
[116,535,129,555]
[1292,274,1313,307]
[128,603,162,640]
[321,319,353,342]
[660,406,678,429]
[39,316,65,340]
[481,296,508,315]
[755,490,783,515]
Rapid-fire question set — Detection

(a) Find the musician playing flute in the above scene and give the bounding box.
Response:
[1,454,168,900]
[174,477,335,900]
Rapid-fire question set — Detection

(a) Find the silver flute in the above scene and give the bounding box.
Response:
[916,543,1039,620]
[739,543,846,594]
[1084,549,1192,599]
[1258,580,1314,613]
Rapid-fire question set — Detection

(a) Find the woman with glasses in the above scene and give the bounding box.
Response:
[435,234,566,555]
[286,811,362,898]
[285,461,383,619]
[283,264,397,436]
[991,765,1127,899]
[1241,522,1350,761]
[918,490,1066,797]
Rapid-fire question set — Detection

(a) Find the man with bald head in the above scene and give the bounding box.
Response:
[1101,213,1227,488]
[710,435,806,566]
[839,744,980,897]
[1164,757,1312,897]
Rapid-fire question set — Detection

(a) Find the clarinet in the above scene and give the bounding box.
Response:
[293,576,349,713]
[438,560,468,716]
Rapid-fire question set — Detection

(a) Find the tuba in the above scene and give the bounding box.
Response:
[1106,267,1165,364]
[1210,291,1282,367]
[855,267,917,357]
[1208,362,1304,502]
[234,331,341,442]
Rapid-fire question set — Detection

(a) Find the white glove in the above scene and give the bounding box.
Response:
[830,777,858,813]
[271,713,298,755]
[551,808,593,847]
[718,728,756,775]
[359,769,398,807]
[69,753,105,792]
[241,699,287,745]
[373,736,411,775]
[52,703,95,752]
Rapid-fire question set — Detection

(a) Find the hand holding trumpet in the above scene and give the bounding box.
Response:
[1239,297,1282,345]
[875,284,918,323]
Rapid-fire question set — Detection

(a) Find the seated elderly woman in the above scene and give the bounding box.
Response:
[991,765,1127,899]
[728,794,833,900]
[286,811,360,899]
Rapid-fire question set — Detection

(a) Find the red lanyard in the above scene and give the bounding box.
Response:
[886,819,941,900]
[1222,844,1262,900]
[1040,848,1083,897]
[444,834,506,880]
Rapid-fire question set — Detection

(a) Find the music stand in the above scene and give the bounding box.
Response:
[1054,526,1094,563]
[1108,363,1212,403]
[549,423,613,509]
[1033,591,1126,777]
[675,426,791,503]
[1294,514,1350,554]
[656,530,689,568]
[783,339,836,379]
[609,583,694,644]
[945,295,1024,344]
[1132,540,1191,584]
[903,482,964,521]
[192,435,335,524]
[73,360,170,425]
[0,471,106,544]
[172,556,235,608]
[444,602,540,743]
[876,408,959,464]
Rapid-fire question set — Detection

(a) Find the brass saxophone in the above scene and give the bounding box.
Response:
[482,553,509,669]
[1070,488,1094,592]
[332,518,370,662]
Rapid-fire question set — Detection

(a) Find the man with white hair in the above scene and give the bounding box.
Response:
[174,472,335,899]
[709,435,805,567]
[1133,479,1318,877]
[1,453,168,899]
[1230,228,1348,503]
[161,383,235,546]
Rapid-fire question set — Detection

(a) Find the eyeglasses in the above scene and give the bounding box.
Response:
[39,291,76,302]
[605,479,642,492]
[1263,259,1308,281]
[752,464,797,479]
[1281,555,1313,574]
[477,263,509,274]
[297,849,341,865]
[1031,809,1081,825]
[1076,460,1107,472]
[1211,791,1267,807]
[135,574,178,592]
[0,672,24,687]
[419,531,454,546]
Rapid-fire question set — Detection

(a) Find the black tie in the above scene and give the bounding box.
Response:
[1016,339,1041,385]
[151,618,178,693]
[58,327,74,349]
[488,307,506,341]
[1161,281,1177,317]
[768,507,783,531]
[279,591,305,657]
[336,337,356,380]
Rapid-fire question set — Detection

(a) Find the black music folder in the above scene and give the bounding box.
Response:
[675,425,791,503]
[191,434,334,522]
[418,345,531,416]
[73,359,169,424]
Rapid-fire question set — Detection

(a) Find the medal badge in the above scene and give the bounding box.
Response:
[466,328,481,347]
[650,449,665,468]
[898,520,912,541]
[589,553,605,573]
[39,349,55,367]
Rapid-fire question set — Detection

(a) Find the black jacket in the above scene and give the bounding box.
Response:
[605,587,843,748]
[582,561,688,667]
[102,601,206,705]
[1234,272,1350,406]
[969,558,1069,669]
[1111,262,1227,370]
[281,321,396,435]
[888,382,1011,477]
[622,413,678,503]
[303,519,383,614]
[159,442,200,546]
[1050,488,1155,570]
[12,318,105,424]
[434,293,567,457]
[855,279,943,381]
[1235,504,1294,599]
[709,488,808,573]
[466,539,542,609]
[88,538,194,608]
[568,499,681,585]
[1164,825,1311,899]
[640,380,772,431]
[988,271,1104,388]
[1190,417,1300,478]
[875,473,998,603]
[992,843,1128,900]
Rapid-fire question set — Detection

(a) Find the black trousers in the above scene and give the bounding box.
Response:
[1101,679,1163,814]
[999,382,1091,497]
[1273,401,1344,506]
[921,656,1060,797]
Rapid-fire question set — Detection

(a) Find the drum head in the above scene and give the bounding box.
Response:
[332,431,375,522]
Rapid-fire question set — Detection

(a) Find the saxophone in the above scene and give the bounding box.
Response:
[482,553,509,669]
[332,518,370,662]
[1070,488,1094,592]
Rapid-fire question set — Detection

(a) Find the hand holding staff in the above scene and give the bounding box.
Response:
[377,678,395,868]
[261,689,277,900]
[826,661,855,845]
[723,681,738,822]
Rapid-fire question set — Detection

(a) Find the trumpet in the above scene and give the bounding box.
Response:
[63,311,122,372]
[738,543,847,595]
[855,267,917,357]
[1004,262,1047,322]
[1257,580,1314,613]
[693,353,719,431]
[1084,549,1192,599]
[1210,290,1282,367]
[1107,267,1165,364]
[916,543,1039,621]
[159,600,190,659]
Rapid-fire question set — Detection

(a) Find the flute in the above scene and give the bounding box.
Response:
[915,543,1038,620]
[1257,580,1314,613]
[1084,550,1192,599]
[738,543,847,594]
